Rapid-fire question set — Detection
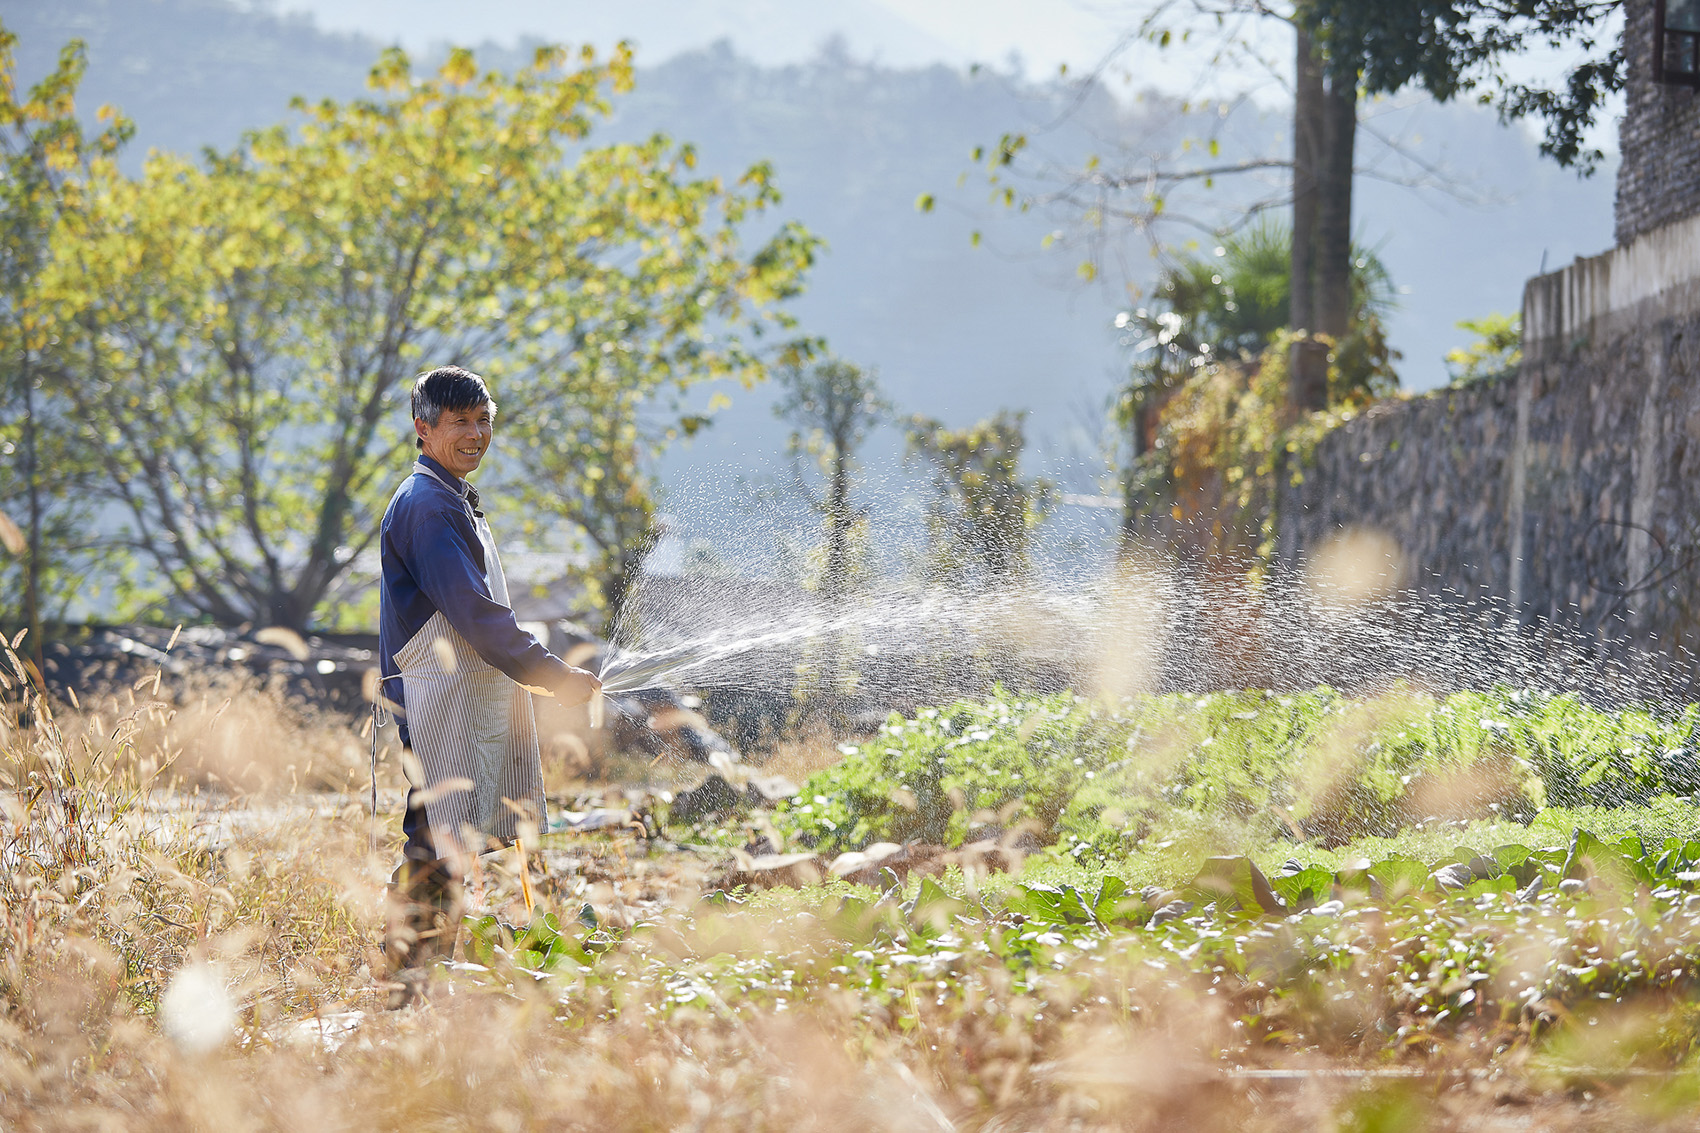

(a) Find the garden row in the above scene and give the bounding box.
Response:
[762,686,1700,865]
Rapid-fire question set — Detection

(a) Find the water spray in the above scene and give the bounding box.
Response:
[596,642,720,695]
[591,562,1686,712]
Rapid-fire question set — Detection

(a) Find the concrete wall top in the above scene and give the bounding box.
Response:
[1523,209,1700,362]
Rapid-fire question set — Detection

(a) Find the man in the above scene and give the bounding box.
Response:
[377,365,599,999]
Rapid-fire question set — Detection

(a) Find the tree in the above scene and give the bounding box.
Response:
[906,411,1056,588]
[1297,1,1622,172]
[1118,223,1398,561]
[1445,312,1521,386]
[772,356,891,601]
[1119,217,1397,463]
[513,375,657,628]
[0,27,130,668]
[46,44,818,632]
[957,9,1363,416]
[1287,15,1359,411]
[1134,218,1303,368]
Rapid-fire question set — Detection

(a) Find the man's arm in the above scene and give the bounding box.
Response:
[405,502,599,705]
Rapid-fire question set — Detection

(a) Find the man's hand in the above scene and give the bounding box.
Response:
[553,665,602,708]
[517,666,601,707]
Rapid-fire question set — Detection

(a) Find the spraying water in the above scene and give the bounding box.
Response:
[595,554,1689,709]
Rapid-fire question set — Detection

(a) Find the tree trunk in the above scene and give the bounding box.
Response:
[823,445,851,602]
[1288,25,1329,413]
[1315,66,1358,374]
[1121,393,1149,547]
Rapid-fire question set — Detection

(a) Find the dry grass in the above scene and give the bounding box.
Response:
[3,651,1699,1131]
[750,722,852,786]
[38,668,383,796]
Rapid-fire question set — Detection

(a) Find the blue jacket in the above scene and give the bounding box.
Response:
[377,453,573,746]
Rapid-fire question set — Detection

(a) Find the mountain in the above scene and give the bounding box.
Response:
[6,0,375,158]
[278,0,961,72]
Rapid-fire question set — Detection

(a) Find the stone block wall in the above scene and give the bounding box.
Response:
[1274,382,1519,603]
[1616,0,1700,245]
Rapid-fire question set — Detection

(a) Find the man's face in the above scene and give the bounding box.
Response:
[416,402,493,479]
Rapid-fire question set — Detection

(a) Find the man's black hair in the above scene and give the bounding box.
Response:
[412,366,496,450]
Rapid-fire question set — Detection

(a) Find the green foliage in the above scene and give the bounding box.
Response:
[1125,220,1294,376]
[905,411,1055,587]
[461,905,618,975]
[463,813,1700,1067]
[1121,221,1399,403]
[1120,229,1399,572]
[775,694,1129,856]
[1297,1,1623,173]
[38,42,818,630]
[0,25,136,641]
[1446,312,1522,388]
[1126,328,1349,572]
[772,687,1700,864]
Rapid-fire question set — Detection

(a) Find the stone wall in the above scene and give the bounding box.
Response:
[1616,0,1700,245]
[1274,381,1519,604]
[1276,278,1700,661]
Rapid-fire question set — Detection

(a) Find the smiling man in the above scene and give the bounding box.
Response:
[376,365,599,1001]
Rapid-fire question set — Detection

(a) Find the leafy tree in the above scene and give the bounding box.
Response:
[1298,0,1622,172]
[1288,0,1617,402]
[1119,225,1398,564]
[513,378,657,628]
[1120,219,1397,453]
[772,356,891,601]
[1137,219,1306,367]
[46,44,817,632]
[0,26,130,666]
[906,411,1056,588]
[1446,312,1522,387]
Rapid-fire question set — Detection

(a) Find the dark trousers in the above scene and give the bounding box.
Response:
[401,778,439,864]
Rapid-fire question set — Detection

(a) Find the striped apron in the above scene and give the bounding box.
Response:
[393,461,546,867]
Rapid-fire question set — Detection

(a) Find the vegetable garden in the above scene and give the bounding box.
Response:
[11,671,1700,1129]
